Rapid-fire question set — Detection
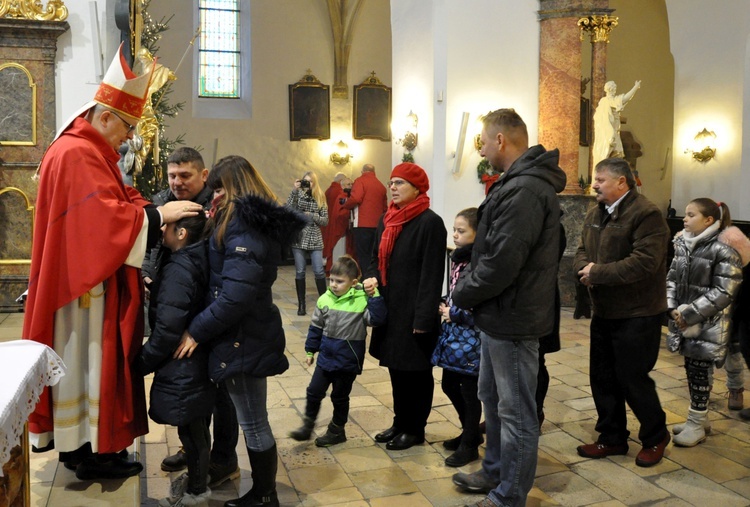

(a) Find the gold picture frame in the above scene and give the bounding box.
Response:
[353,72,391,141]
[0,63,37,146]
[0,187,35,266]
[289,71,330,141]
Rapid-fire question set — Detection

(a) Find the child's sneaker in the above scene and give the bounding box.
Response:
[159,486,211,507]
[159,473,190,507]
[179,490,211,506]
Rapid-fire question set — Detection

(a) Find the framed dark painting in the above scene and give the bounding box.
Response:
[353,74,391,141]
[289,73,330,141]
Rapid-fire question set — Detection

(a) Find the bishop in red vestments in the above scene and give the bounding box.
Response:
[23,44,202,480]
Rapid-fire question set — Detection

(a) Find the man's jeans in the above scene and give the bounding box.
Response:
[478,333,539,507]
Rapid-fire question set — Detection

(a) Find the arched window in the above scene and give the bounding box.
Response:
[198,0,240,98]
[194,0,251,118]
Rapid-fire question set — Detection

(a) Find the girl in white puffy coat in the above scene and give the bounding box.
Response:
[667,198,750,447]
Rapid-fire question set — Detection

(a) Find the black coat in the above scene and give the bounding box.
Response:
[539,223,567,355]
[142,185,214,281]
[136,241,216,427]
[368,208,447,371]
[188,194,307,383]
[453,145,566,340]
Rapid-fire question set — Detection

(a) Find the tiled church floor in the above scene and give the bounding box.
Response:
[3,264,750,506]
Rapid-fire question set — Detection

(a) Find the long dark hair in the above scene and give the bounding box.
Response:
[207,156,277,247]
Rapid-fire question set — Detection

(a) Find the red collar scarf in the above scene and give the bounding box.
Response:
[208,193,224,218]
[378,193,430,286]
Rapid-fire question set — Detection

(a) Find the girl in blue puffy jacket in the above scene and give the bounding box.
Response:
[431,207,482,467]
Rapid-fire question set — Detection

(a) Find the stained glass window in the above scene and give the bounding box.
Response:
[199,0,240,98]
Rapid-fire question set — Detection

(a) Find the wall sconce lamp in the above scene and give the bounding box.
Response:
[399,110,419,151]
[330,140,351,165]
[474,134,483,152]
[689,128,717,162]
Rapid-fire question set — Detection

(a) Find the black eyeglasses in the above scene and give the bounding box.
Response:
[109,110,137,134]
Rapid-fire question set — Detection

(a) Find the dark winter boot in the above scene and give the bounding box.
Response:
[295,278,306,316]
[314,422,347,447]
[315,277,327,296]
[289,416,315,441]
[224,445,279,507]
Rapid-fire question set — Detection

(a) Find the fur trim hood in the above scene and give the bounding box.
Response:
[719,226,750,267]
[233,193,307,247]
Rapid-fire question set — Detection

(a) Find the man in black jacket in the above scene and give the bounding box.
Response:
[142,147,212,284]
[451,109,566,507]
[145,147,240,488]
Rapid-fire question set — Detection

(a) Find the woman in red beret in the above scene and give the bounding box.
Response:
[363,163,447,450]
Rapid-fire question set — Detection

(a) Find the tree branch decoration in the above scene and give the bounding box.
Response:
[130,0,186,198]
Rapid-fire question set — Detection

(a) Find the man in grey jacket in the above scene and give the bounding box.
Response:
[573,157,671,468]
[451,109,566,507]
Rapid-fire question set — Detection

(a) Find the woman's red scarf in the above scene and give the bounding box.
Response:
[378,193,430,286]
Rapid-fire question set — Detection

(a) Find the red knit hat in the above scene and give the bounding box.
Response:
[390,163,430,193]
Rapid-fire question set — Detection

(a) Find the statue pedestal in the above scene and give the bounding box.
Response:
[559,193,596,308]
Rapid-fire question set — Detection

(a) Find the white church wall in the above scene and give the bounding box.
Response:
[391,0,541,232]
[666,1,750,221]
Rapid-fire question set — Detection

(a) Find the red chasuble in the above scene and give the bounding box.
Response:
[23,117,150,453]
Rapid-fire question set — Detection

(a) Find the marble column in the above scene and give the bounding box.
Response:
[538,0,613,196]
[538,15,582,195]
[538,0,610,307]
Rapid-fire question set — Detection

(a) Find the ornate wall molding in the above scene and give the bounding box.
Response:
[578,15,619,44]
[0,0,68,21]
[538,0,612,21]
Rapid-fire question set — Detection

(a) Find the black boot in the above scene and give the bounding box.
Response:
[75,453,143,480]
[289,416,315,441]
[314,422,347,447]
[224,445,279,507]
[315,277,327,296]
[295,278,306,316]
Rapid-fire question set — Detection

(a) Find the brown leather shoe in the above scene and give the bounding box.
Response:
[576,441,629,459]
[635,433,670,467]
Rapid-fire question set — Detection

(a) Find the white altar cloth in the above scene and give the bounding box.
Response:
[0,340,65,476]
